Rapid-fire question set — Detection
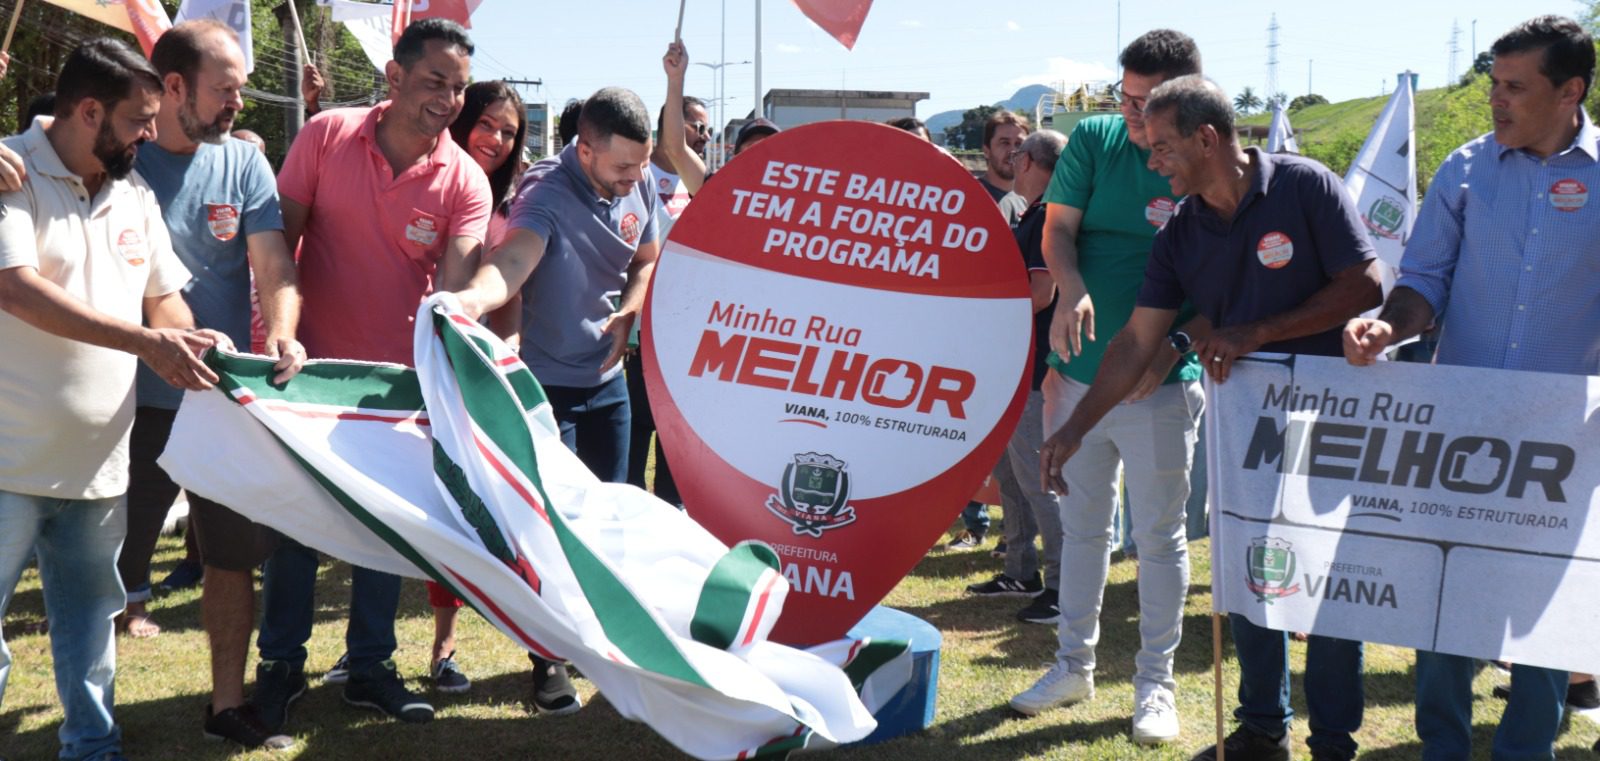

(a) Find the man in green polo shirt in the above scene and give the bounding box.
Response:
[1008,29,1203,747]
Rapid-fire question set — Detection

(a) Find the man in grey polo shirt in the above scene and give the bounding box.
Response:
[456,86,660,484]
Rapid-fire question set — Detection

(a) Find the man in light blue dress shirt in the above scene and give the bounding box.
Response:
[1344,15,1600,761]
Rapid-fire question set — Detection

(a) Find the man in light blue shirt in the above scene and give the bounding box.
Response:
[1345,15,1600,760]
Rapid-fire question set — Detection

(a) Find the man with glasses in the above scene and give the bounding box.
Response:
[1009,29,1204,748]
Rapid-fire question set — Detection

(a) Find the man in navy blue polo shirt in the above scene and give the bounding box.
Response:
[456,86,660,485]
[1038,76,1381,761]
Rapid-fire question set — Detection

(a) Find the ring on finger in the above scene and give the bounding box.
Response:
[1212,354,1224,362]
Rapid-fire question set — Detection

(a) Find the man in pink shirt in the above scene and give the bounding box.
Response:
[251,18,489,731]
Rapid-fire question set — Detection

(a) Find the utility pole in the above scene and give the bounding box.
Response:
[1266,13,1280,108]
[753,0,763,120]
[1471,19,1477,58]
[274,1,305,141]
[1448,19,1461,84]
[1308,59,1313,96]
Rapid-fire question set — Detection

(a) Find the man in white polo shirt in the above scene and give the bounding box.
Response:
[0,38,222,761]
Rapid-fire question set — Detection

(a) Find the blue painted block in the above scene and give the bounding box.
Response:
[846,605,941,745]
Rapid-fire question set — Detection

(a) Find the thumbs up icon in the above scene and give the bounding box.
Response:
[866,361,920,408]
[1442,438,1508,494]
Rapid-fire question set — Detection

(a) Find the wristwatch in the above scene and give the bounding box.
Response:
[1169,330,1193,355]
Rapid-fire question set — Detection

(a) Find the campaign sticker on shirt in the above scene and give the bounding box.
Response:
[206,203,240,242]
[1257,231,1294,269]
[405,213,440,247]
[1145,197,1176,228]
[1550,179,1588,212]
[644,121,1031,644]
[117,229,146,266]
[658,177,672,192]
[619,211,642,246]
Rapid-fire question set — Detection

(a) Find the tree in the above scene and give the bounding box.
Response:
[1289,94,1328,111]
[943,104,998,150]
[1472,51,1493,75]
[1233,87,1262,115]
[1266,92,1288,111]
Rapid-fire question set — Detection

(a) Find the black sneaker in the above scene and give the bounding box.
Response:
[250,660,307,732]
[203,704,295,751]
[1309,747,1354,761]
[1016,589,1061,624]
[1190,726,1291,761]
[530,654,582,716]
[344,659,434,723]
[323,652,351,684]
[965,572,1043,597]
[1570,679,1600,710]
[156,558,204,592]
[431,651,472,694]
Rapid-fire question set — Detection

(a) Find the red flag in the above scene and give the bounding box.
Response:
[789,0,871,50]
[391,0,481,44]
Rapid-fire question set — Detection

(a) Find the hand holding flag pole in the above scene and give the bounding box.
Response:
[675,0,686,42]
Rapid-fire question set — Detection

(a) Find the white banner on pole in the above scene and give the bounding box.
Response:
[1266,103,1298,154]
[176,0,254,72]
[1342,73,1417,296]
[1207,354,1600,674]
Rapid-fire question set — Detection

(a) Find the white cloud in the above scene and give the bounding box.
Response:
[1007,57,1117,89]
[899,19,923,28]
[1005,20,1019,32]
[776,43,804,54]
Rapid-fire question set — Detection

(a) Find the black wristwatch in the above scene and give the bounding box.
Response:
[1169,330,1193,354]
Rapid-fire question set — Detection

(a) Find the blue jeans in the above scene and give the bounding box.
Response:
[0,490,124,760]
[545,374,631,484]
[1231,614,1364,758]
[1415,651,1566,760]
[258,537,400,673]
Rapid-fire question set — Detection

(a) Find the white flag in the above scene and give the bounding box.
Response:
[1342,72,1417,295]
[318,0,391,73]
[1266,103,1298,154]
[176,0,254,73]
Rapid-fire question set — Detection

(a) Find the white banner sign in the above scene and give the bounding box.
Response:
[1208,354,1600,673]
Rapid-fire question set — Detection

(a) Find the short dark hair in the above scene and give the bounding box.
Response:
[983,109,1031,148]
[1120,29,1202,80]
[53,38,161,120]
[1491,15,1595,100]
[449,80,526,208]
[885,116,929,140]
[1145,75,1235,139]
[150,18,235,90]
[393,18,474,69]
[577,87,650,146]
[557,98,584,147]
[657,95,708,133]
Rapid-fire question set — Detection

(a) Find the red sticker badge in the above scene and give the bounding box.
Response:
[207,203,240,242]
[1551,179,1588,212]
[644,122,1032,644]
[1257,231,1294,269]
[405,214,439,247]
[619,212,642,246]
[117,229,146,266]
[1145,197,1176,228]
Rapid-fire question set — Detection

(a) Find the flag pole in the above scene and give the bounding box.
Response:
[674,0,686,42]
[1214,612,1226,761]
[3,0,25,54]
[285,0,309,66]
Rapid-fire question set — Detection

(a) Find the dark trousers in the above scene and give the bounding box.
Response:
[623,353,679,503]
[545,373,631,484]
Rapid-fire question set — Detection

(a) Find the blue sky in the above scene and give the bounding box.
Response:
[464,1,1574,125]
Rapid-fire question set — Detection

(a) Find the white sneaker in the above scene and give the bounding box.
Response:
[1009,664,1093,716]
[1131,685,1180,745]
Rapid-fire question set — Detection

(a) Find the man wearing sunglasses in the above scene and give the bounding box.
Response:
[647,90,709,242]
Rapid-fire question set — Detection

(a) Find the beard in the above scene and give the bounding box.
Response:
[93,119,140,180]
[179,93,233,145]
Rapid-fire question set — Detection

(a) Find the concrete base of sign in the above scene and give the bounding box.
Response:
[846,605,941,745]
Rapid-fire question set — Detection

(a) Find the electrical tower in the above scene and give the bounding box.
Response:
[1266,14,1280,108]
[1448,19,1462,84]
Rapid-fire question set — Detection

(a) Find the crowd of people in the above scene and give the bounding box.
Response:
[0,10,1594,761]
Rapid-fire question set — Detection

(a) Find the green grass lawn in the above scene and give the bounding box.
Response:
[3,519,1597,760]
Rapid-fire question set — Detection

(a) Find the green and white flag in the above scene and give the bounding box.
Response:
[159,293,910,760]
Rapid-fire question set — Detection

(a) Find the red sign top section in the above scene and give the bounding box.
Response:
[667,121,1029,300]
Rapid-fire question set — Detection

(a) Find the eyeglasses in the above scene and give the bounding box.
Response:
[1118,87,1149,111]
[687,121,712,136]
